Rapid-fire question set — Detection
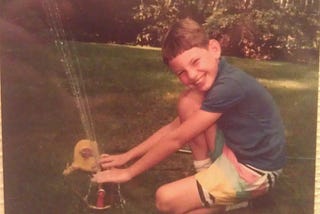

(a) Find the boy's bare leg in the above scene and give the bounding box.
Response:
[155,176,225,214]
[178,89,216,162]
[154,89,226,213]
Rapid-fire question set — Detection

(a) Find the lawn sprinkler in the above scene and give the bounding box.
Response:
[63,139,125,211]
[63,139,100,175]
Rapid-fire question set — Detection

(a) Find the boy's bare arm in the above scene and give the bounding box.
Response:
[99,117,180,169]
[126,117,180,160]
[127,110,221,177]
[92,110,221,183]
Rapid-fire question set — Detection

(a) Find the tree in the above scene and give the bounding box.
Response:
[204,0,320,61]
[132,0,319,62]
[133,0,215,46]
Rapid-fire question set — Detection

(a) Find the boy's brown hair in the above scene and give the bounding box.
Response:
[161,18,209,65]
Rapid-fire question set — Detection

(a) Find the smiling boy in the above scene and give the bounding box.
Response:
[92,18,286,213]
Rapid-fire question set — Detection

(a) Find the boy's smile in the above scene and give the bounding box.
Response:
[168,40,221,92]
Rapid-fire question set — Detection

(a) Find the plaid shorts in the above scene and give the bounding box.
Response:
[195,143,282,207]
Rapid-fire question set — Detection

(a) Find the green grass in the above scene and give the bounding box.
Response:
[1,41,318,214]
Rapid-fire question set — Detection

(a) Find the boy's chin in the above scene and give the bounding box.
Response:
[196,82,213,92]
[187,85,210,92]
[198,87,210,92]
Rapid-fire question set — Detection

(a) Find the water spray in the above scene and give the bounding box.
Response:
[43,0,125,211]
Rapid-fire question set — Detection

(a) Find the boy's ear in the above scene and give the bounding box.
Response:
[208,39,221,59]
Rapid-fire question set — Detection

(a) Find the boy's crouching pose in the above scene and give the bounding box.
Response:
[91,18,286,213]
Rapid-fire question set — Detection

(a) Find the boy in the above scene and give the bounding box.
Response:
[91,18,286,213]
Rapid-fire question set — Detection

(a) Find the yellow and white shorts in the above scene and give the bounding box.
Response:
[195,144,282,207]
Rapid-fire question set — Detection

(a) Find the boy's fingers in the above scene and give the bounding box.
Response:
[100,154,110,158]
[98,157,113,164]
[91,173,98,183]
[91,170,113,183]
[91,172,104,183]
[100,162,113,169]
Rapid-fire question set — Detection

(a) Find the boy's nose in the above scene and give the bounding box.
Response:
[186,69,197,82]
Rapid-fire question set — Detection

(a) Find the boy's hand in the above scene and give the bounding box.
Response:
[98,153,129,169]
[91,168,132,184]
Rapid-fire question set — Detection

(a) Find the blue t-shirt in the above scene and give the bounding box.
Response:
[201,58,286,171]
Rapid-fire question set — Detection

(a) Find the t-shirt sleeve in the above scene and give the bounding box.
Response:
[201,78,245,113]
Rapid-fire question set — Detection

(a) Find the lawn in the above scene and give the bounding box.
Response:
[1,41,318,214]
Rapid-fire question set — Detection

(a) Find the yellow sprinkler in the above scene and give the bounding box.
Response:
[63,139,100,175]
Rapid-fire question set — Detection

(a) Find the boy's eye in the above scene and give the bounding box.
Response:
[177,70,185,76]
[191,59,199,66]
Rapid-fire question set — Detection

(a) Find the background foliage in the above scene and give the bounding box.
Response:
[1,0,319,62]
[133,0,320,62]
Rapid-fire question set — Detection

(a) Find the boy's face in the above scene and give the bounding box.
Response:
[168,39,221,92]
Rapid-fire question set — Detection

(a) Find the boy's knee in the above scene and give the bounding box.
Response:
[155,185,175,213]
[178,89,204,120]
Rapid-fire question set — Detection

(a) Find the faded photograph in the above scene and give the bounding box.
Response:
[0,1,319,213]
